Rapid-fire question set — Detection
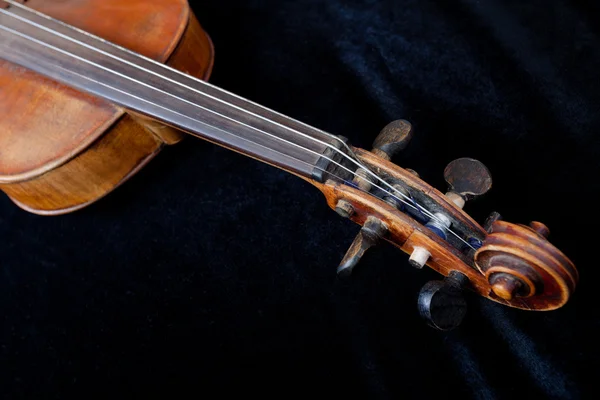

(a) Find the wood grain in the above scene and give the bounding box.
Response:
[0,0,190,182]
[0,0,334,187]
[353,147,488,239]
[311,172,576,311]
[475,221,578,310]
[0,1,578,312]
[0,0,214,214]
[2,114,163,214]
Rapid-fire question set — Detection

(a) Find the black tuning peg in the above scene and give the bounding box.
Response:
[347,120,415,195]
[337,217,387,277]
[417,271,469,330]
[371,119,414,161]
[444,158,492,209]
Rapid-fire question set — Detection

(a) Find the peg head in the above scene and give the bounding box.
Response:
[371,119,413,160]
[417,271,469,330]
[444,158,492,201]
[336,217,387,277]
[409,246,431,269]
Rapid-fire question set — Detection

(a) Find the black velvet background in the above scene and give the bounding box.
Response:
[1,0,599,398]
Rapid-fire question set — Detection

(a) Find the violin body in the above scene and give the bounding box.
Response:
[0,0,213,214]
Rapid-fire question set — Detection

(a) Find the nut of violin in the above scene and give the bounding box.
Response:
[409,247,431,269]
[529,221,550,238]
[444,158,492,205]
[371,119,413,160]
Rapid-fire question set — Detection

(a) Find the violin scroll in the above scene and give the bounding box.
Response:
[475,220,578,309]
[316,118,577,329]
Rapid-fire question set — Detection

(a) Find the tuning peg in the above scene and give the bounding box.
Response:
[348,120,414,194]
[371,119,414,161]
[417,271,469,330]
[443,158,492,209]
[484,221,551,301]
[337,217,387,277]
[408,247,431,269]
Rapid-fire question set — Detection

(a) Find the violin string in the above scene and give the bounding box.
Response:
[1,49,424,230]
[0,4,477,251]
[1,2,427,216]
[0,6,477,252]
[0,4,476,251]
[0,1,477,251]
[4,0,353,151]
[31,46,430,219]
[0,21,424,218]
[0,10,433,219]
[0,3,443,221]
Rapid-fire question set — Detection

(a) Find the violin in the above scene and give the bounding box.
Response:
[0,0,577,330]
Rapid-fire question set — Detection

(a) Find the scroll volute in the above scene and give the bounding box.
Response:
[475,221,578,310]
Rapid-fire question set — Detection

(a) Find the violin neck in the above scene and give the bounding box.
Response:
[0,6,343,180]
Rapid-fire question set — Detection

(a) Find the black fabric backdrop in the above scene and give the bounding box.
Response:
[1,0,599,398]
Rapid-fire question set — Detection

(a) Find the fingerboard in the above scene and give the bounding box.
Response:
[0,3,343,178]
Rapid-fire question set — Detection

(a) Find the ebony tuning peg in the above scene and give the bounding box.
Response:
[349,120,415,194]
[444,158,492,209]
[417,271,469,330]
[371,119,414,161]
[337,217,387,277]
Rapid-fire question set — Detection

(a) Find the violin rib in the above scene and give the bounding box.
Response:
[0,0,213,214]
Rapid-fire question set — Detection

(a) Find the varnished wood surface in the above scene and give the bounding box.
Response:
[475,221,578,309]
[0,0,214,214]
[0,1,337,186]
[0,0,577,311]
[353,147,488,239]
[314,179,490,294]
[0,0,190,183]
[312,167,577,310]
[2,114,163,214]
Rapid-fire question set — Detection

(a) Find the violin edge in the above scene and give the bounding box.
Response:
[0,8,215,215]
